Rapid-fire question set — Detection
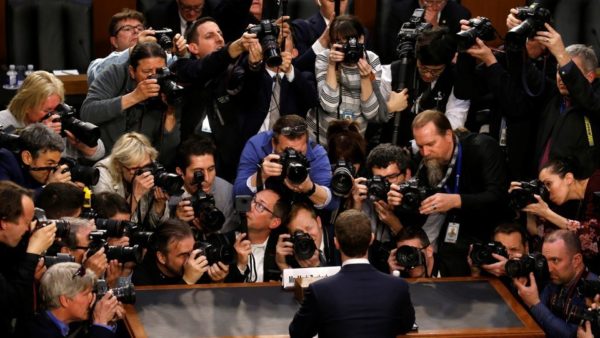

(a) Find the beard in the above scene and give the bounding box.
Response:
[424,158,445,186]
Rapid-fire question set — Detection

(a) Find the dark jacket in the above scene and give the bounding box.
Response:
[0,149,43,193]
[289,263,415,338]
[226,230,282,283]
[22,311,115,338]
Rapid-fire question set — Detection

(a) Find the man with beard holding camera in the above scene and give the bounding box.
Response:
[173,135,238,235]
[0,181,57,337]
[388,110,509,276]
[514,230,597,338]
[234,115,334,210]
[0,123,72,193]
[24,262,123,338]
[275,202,338,270]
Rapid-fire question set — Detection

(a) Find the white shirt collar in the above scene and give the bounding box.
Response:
[342,258,369,266]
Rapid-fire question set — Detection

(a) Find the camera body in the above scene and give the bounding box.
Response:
[569,308,600,337]
[470,241,508,266]
[395,245,425,270]
[94,218,139,238]
[52,103,101,148]
[505,252,548,281]
[287,230,317,261]
[396,8,431,58]
[59,157,99,186]
[148,67,184,105]
[331,160,355,197]
[88,230,143,264]
[246,20,282,67]
[194,233,236,265]
[279,147,310,185]
[509,179,548,210]
[506,3,552,48]
[34,208,71,238]
[135,162,184,196]
[367,175,390,202]
[44,253,75,268]
[397,177,437,212]
[341,37,365,64]
[189,192,225,233]
[95,279,136,304]
[456,17,495,52]
[154,28,175,50]
[0,125,21,151]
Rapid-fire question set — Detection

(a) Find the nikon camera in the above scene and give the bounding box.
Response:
[95,279,136,304]
[456,17,495,52]
[246,20,282,67]
[470,241,508,266]
[279,147,310,185]
[287,230,317,261]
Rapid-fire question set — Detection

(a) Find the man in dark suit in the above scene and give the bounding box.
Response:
[145,0,210,36]
[289,209,415,338]
[378,0,470,64]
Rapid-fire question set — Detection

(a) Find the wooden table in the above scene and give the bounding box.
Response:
[124,277,545,338]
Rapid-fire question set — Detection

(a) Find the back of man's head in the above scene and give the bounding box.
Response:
[40,262,96,310]
[37,183,84,219]
[0,181,33,224]
[416,26,456,66]
[19,123,65,158]
[334,209,372,258]
[92,192,131,219]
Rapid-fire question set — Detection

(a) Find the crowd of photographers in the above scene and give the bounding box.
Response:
[2,0,600,337]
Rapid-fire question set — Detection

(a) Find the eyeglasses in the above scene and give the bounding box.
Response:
[417,62,446,77]
[179,4,203,13]
[29,165,59,172]
[115,24,145,35]
[72,265,86,280]
[252,196,275,215]
[279,124,308,137]
[383,172,403,182]
[123,162,153,174]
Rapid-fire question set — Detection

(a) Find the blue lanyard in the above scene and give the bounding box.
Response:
[445,142,462,194]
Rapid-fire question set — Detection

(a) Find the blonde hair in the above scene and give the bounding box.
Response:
[7,71,65,124]
[108,132,158,180]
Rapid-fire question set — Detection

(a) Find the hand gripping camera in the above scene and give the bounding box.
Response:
[341,37,365,64]
[87,230,143,264]
[397,177,438,213]
[455,17,496,52]
[246,20,282,67]
[59,157,99,186]
[395,245,426,270]
[135,162,184,196]
[279,147,310,185]
[287,230,317,261]
[509,179,548,210]
[187,170,225,233]
[149,67,184,105]
[505,3,552,48]
[34,208,71,238]
[367,175,390,202]
[94,279,136,304]
[469,241,508,266]
[49,103,101,148]
[153,28,175,50]
[505,252,549,282]
[194,233,236,265]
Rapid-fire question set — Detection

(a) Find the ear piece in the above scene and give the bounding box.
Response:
[317,0,321,7]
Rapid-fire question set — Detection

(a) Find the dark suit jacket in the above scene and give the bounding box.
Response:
[291,13,326,59]
[289,263,415,338]
[23,311,115,338]
[144,0,183,35]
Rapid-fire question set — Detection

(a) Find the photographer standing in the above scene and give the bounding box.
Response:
[307,15,385,144]
[388,110,509,276]
[93,133,170,229]
[81,42,180,167]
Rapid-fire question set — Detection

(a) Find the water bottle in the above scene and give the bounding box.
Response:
[16,65,25,88]
[3,64,18,90]
[24,64,34,77]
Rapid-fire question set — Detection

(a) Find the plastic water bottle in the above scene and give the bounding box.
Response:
[16,65,25,88]
[24,64,34,77]
[3,64,18,90]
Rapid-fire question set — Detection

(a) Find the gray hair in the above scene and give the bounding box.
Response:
[566,44,598,74]
[40,262,97,310]
[62,217,95,250]
[19,123,65,157]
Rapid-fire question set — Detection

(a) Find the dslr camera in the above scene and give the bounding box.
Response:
[50,103,101,148]
[569,307,600,337]
[395,245,426,270]
[331,160,355,197]
[506,3,552,48]
[396,8,431,58]
[154,28,175,50]
[44,253,75,268]
[135,162,184,196]
[0,125,21,151]
[579,279,600,298]
[279,147,310,185]
[367,175,390,202]
[341,37,365,64]
[87,230,143,264]
[149,67,184,105]
[194,233,236,265]
[34,208,71,238]
[187,170,225,233]
[509,179,548,210]
[94,218,139,238]
[94,279,136,304]
[58,157,99,186]
[470,241,508,266]
[287,230,317,261]
[505,252,549,281]
[397,178,438,213]
[456,17,495,52]
[246,20,282,67]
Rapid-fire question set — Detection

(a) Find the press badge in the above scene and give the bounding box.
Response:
[340,110,354,120]
[444,222,460,244]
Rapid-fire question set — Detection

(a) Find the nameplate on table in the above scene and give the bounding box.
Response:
[282,266,341,289]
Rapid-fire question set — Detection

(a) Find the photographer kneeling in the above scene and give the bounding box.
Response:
[276,202,339,270]
[93,132,174,229]
[24,262,123,338]
[0,123,73,192]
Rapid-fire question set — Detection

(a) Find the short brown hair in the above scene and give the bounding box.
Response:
[0,181,33,223]
[272,115,308,143]
[544,229,582,256]
[326,120,366,165]
[109,8,145,36]
[412,109,452,136]
[334,209,371,257]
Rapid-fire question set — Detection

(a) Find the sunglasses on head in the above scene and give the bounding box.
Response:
[279,124,307,136]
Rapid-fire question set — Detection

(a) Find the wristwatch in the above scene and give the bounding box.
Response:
[306,182,317,196]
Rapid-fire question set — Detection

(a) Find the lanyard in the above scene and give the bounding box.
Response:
[447,141,462,194]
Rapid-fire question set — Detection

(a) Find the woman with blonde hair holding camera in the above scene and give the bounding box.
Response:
[93,132,169,228]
